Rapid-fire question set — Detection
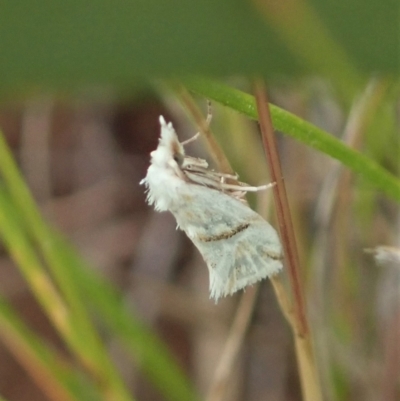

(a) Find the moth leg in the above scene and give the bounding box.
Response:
[214,172,239,180]
[218,181,276,193]
[254,182,276,191]
[230,190,247,199]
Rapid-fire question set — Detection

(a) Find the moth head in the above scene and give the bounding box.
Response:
[150,116,185,173]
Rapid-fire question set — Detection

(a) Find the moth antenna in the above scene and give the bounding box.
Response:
[181,100,213,147]
[205,100,212,125]
[181,132,200,146]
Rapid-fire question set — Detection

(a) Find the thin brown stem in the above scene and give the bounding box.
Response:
[253,79,322,401]
[205,286,259,401]
[253,79,308,338]
[270,275,294,326]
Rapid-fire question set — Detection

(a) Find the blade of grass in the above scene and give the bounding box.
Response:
[183,77,400,203]
[0,188,133,401]
[0,129,198,401]
[0,188,79,347]
[50,233,200,401]
[0,134,133,401]
[0,294,101,401]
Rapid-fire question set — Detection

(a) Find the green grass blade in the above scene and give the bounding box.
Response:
[50,233,200,401]
[0,187,78,343]
[0,131,197,400]
[0,295,102,401]
[183,77,400,203]
[0,134,134,401]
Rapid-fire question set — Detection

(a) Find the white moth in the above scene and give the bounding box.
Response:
[141,116,283,301]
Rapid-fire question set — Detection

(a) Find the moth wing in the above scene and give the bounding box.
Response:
[171,184,283,301]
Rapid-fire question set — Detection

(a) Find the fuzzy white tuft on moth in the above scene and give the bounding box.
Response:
[140,116,283,301]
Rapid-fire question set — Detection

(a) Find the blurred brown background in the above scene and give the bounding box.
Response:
[0,88,398,401]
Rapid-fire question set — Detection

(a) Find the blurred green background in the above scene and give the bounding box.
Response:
[0,1,398,96]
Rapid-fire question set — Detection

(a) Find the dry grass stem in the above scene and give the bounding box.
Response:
[205,286,259,401]
[270,275,294,326]
[254,79,322,401]
[253,80,308,337]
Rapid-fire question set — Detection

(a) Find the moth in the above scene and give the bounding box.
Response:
[141,115,283,301]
